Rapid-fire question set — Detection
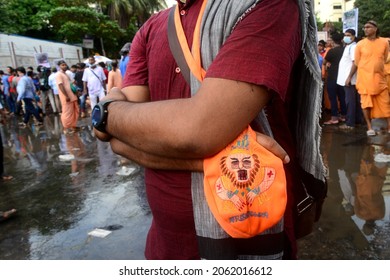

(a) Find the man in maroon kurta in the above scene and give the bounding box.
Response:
[94,0,324,259]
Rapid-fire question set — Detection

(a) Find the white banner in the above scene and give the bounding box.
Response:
[34,52,50,68]
[83,38,94,49]
[343,8,359,36]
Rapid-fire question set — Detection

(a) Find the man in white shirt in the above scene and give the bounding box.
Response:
[337,29,363,129]
[82,56,107,110]
[48,67,61,114]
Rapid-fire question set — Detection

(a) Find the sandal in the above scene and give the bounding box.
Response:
[1,174,13,181]
[367,129,376,136]
[339,124,354,130]
[0,209,17,222]
[339,116,346,122]
[324,119,339,125]
[63,129,74,135]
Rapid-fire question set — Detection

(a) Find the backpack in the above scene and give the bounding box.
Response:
[40,68,51,91]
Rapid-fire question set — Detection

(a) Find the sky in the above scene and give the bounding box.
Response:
[165,0,176,7]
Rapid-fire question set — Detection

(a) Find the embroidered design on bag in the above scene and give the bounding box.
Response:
[203,126,287,238]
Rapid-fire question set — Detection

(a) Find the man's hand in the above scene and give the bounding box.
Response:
[345,77,352,86]
[255,132,290,164]
[104,87,127,101]
[93,87,127,142]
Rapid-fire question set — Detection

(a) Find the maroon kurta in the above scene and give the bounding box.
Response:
[123,0,301,259]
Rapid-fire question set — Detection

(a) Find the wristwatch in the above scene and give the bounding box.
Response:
[91,99,116,133]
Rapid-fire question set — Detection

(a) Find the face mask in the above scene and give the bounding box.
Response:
[343,36,352,44]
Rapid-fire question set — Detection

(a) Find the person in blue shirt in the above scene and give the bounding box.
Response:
[4,67,17,115]
[16,67,43,128]
[318,54,323,70]
[119,42,131,79]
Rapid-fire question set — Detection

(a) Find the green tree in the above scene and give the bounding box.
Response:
[0,0,168,57]
[105,0,167,29]
[354,0,390,37]
[0,0,56,35]
[46,6,126,57]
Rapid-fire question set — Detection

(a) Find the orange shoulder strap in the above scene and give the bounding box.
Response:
[171,1,207,83]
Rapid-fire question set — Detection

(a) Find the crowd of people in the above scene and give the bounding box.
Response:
[0,33,133,224]
[0,56,124,134]
[320,20,390,136]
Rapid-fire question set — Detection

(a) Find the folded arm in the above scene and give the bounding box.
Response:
[95,77,289,170]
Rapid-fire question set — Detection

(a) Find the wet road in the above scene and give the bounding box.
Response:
[0,115,151,259]
[298,117,390,259]
[0,113,389,260]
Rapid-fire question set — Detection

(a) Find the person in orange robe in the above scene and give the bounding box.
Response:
[385,38,390,93]
[355,20,390,136]
[56,60,80,134]
[321,38,333,111]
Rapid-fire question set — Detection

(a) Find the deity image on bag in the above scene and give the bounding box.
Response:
[203,126,287,237]
[216,146,276,211]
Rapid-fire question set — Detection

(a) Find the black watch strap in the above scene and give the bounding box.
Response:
[92,99,116,132]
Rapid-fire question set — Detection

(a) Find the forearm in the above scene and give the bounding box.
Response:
[106,99,207,158]
[110,137,203,171]
[58,84,70,99]
[16,82,25,101]
[104,78,271,159]
[16,92,23,102]
[348,64,357,79]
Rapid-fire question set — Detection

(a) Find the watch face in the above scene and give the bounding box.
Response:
[91,105,102,127]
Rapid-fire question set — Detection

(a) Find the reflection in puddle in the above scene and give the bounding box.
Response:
[298,118,390,259]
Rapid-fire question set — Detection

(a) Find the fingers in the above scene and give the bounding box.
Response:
[106,87,126,101]
[255,132,290,164]
[231,196,245,211]
[93,129,112,142]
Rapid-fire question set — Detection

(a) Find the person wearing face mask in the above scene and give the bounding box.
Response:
[336,29,363,130]
[82,55,107,111]
[323,32,347,125]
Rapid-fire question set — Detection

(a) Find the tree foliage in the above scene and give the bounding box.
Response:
[105,0,166,28]
[0,0,56,35]
[354,0,390,37]
[0,0,167,57]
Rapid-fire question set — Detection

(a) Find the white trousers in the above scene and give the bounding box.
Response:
[89,89,106,110]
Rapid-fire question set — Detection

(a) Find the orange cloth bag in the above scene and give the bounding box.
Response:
[203,126,287,238]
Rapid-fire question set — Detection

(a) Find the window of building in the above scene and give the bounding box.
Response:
[334,5,342,9]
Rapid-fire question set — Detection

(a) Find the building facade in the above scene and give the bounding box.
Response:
[0,33,82,70]
[315,0,356,23]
